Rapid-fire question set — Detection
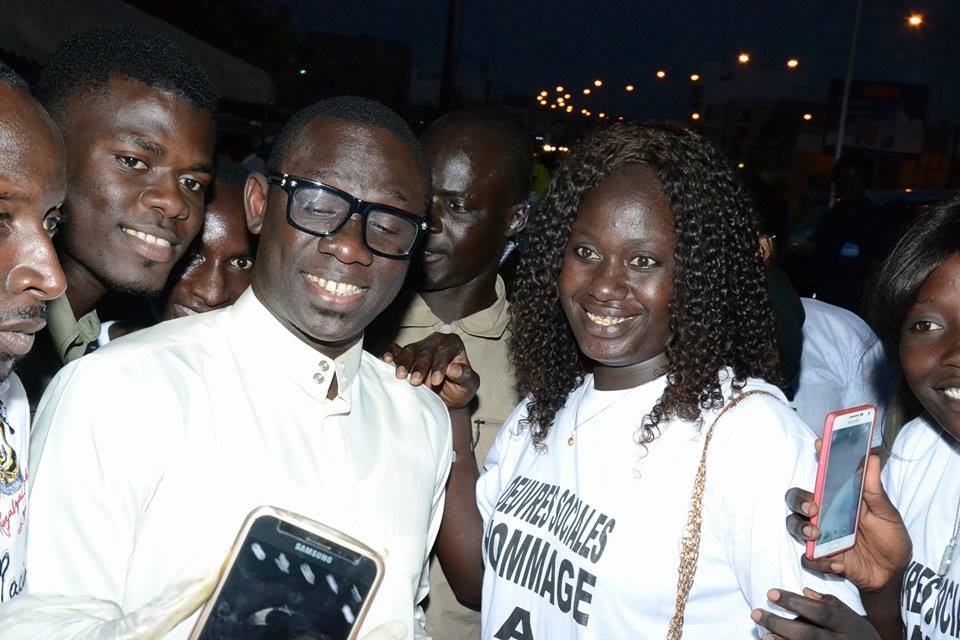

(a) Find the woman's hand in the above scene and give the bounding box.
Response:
[751,588,880,640]
[383,332,480,410]
[785,444,911,592]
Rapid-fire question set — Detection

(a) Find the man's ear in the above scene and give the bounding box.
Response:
[245,173,269,236]
[505,202,531,239]
[758,234,776,266]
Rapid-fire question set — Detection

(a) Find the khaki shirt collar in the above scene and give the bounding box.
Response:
[399,275,510,339]
[47,294,102,363]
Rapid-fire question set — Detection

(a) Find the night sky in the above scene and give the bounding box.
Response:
[288,0,960,120]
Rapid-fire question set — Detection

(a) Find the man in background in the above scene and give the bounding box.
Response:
[15,26,216,403]
[368,107,531,639]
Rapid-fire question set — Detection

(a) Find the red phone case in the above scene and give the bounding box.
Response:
[806,404,877,560]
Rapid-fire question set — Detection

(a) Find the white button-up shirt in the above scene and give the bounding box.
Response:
[25,288,453,639]
[0,373,29,603]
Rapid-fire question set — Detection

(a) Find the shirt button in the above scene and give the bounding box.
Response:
[313,372,325,384]
[319,361,330,372]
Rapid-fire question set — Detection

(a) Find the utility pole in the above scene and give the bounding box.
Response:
[831,0,864,206]
[439,0,461,111]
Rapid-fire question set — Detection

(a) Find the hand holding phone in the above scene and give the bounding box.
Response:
[806,406,877,560]
[190,506,384,640]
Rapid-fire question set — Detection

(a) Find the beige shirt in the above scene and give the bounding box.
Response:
[368,276,521,640]
[370,275,520,466]
[46,294,101,363]
[24,289,453,639]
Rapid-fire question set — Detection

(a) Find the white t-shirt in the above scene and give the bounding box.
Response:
[0,374,28,603]
[793,298,892,443]
[883,414,960,639]
[478,371,862,640]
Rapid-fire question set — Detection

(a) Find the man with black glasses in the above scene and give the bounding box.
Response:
[15,97,476,640]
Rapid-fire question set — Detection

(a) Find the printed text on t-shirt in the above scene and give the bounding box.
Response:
[486,475,617,629]
[903,559,960,638]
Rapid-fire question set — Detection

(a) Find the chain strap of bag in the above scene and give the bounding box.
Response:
[666,389,780,640]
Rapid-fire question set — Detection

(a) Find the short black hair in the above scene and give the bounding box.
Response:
[0,61,29,92]
[865,196,960,357]
[267,96,427,179]
[214,155,250,191]
[36,27,217,121]
[424,107,533,203]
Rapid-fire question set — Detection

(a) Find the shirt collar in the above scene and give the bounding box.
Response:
[229,288,363,405]
[398,275,510,339]
[47,294,101,363]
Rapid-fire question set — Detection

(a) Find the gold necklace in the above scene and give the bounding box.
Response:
[567,352,670,446]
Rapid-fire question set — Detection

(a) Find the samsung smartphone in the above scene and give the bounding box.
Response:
[190,506,384,640]
[806,405,877,560]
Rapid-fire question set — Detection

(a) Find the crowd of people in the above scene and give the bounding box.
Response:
[0,24,955,640]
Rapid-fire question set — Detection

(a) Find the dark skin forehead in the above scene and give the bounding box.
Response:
[575,163,675,244]
[59,76,215,174]
[0,86,65,213]
[281,118,428,213]
[423,122,522,205]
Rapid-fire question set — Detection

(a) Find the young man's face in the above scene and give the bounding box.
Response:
[0,86,67,381]
[417,124,524,292]
[247,119,428,354]
[163,183,255,320]
[56,77,215,296]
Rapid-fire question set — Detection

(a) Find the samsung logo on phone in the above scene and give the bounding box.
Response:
[295,542,333,564]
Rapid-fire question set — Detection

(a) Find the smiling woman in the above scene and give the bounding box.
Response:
[470,122,865,639]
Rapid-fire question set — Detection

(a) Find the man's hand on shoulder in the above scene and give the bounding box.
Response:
[382,332,480,410]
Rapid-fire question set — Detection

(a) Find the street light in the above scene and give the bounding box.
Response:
[564,93,571,99]
[594,79,603,87]
[737,52,751,64]
[550,104,557,109]
[298,68,307,75]
[691,112,701,120]
[655,69,667,79]
[908,13,924,27]
[556,85,564,92]
[802,113,813,121]
[539,90,548,97]
[598,112,606,119]
[737,162,745,169]
[583,88,591,95]
[786,58,799,69]
[626,84,635,92]
[689,73,701,82]
[566,105,573,113]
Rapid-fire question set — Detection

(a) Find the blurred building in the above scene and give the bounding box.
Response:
[0,0,273,105]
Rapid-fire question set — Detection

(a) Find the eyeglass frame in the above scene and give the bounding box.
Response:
[267,173,429,260]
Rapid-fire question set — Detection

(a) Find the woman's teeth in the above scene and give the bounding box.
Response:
[122,228,172,247]
[586,311,635,327]
[944,388,960,401]
[305,274,363,297]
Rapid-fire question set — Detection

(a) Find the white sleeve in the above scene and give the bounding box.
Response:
[707,397,864,627]
[25,359,162,605]
[412,405,454,640]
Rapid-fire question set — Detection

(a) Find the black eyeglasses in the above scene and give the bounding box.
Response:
[267,173,429,260]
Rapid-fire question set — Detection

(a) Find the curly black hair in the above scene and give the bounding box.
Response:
[509,121,780,446]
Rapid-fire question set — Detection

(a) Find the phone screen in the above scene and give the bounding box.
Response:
[195,515,379,640]
[816,415,873,547]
